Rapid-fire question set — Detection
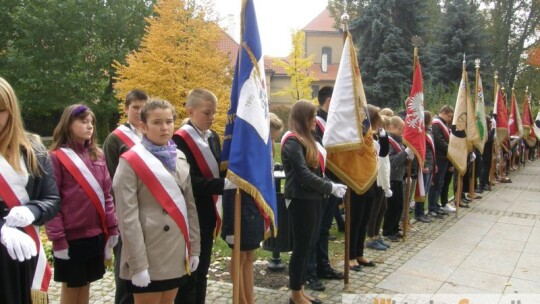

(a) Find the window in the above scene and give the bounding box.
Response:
[322,47,332,64]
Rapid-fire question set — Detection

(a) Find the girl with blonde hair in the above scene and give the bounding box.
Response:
[0,77,60,303]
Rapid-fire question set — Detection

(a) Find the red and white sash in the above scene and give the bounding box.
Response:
[432,117,450,140]
[112,124,140,149]
[121,144,192,271]
[281,131,326,173]
[388,136,403,153]
[0,155,52,293]
[52,148,109,241]
[175,125,222,236]
[315,116,326,134]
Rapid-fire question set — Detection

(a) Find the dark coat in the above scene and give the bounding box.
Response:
[281,136,332,200]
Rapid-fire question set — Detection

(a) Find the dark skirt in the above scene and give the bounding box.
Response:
[53,234,105,287]
[124,276,183,293]
[0,234,38,304]
[221,190,265,251]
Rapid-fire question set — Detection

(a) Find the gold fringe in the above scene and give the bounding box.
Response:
[31,289,48,304]
[104,258,113,268]
[447,153,466,177]
[325,141,364,153]
[326,160,377,195]
[226,171,277,238]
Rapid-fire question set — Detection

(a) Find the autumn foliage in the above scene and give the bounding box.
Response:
[113,0,232,136]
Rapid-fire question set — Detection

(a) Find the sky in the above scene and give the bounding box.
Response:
[213,0,330,57]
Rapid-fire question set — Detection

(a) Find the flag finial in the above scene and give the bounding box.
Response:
[341,0,349,32]
[475,58,481,68]
[463,53,466,65]
[494,70,498,80]
[526,85,528,93]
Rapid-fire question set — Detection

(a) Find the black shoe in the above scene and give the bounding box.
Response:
[309,298,323,304]
[384,234,401,242]
[328,234,337,241]
[415,215,432,223]
[436,209,448,216]
[349,264,362,272]
[459,202,470,208]
[306,277,326,291]
[482,184,491,191]
[461,196,471,203]
[428,211,443,219]
[317,267,344,280]
[474,187,484,194]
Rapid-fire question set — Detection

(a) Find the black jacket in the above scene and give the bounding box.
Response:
[281,136,332,200]
[0,142,60,227]
[172,122,225,230]
[432,116,450,160]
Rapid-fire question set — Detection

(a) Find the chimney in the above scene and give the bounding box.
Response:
[225,14,238,42]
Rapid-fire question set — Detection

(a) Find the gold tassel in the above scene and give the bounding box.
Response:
[104,258,113,268]
[31,289,48,304]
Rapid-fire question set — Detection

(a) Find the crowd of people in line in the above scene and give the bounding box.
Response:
[0,76,537,304]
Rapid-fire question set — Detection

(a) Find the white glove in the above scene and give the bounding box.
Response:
[105,246,113,260]
[53,248,70,260]
[1,225,37,262]
[189,255,200,272]
[384,189,393,198]
[470,153,476,162]
[132,269,151,287]
[331,183,347,198]
[404,147,415,160]
[379,128,387,137]
[4,206,35,227]
[108,235,119,248]
[224,178,238,190]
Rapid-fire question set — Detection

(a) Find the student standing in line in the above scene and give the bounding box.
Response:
[103,89,148,304]
[172,89,236,304]
[113,99,200,304]
[281,100,346,304]
[0,77,60,304]
[46,104,119,304]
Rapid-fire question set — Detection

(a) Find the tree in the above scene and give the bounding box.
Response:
[350,0,414,108]
[113,0,231,136]
[1,0,154,138]
[484,0,540,90]
[327,0,368,29]
[430,0,491,89]
[272,30,318,103]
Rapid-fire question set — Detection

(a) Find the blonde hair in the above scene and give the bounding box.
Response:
[380,108,394,117]
[141,99,177,123]
[390,115,404,128]
[269,112,284,132]
[0,77,39,175]
[50,104,101,161]
[186,88,218,108]
[289,100,318,169]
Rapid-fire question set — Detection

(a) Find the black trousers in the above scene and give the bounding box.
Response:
[307,194,339,277]
[480,146,492,187]
[441,168,453,206]
[288,198,322,291]
[383,181,403,236]
[0,238,38,304]
[349,188,374,258]
[175,225,214,304]
[367,186,387,238]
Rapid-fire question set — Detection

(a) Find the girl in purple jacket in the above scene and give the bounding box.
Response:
[46,104,119,304]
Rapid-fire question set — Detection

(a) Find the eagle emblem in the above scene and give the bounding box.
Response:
[406,92,424,132]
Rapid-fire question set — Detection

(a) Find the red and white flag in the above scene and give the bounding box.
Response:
[403,61,426,168]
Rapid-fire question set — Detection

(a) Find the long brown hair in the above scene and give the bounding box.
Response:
[288,100,319,169]
[50,104,101,161]
[0,77,39,175]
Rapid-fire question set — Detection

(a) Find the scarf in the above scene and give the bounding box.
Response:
[141,137,177,172]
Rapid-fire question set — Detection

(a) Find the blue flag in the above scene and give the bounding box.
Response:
[221,0,277,236]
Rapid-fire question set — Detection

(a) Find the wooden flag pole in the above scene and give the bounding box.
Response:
[469,59,481,201]
[402,159,413,240]
[344,189,351,288]
[470,160,475,201]
[490,72,499,185]
[232,188,242,304]
[456,173,462,218]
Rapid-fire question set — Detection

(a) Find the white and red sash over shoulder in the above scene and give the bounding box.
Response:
[51,148,109,241]
[112,124,140,149]
[315,116,326,134]
[388,136,404,153]
[0,154,52,295]
[174,124,222,236]
[121,143,192,271]
[432,117,450,140]
[281,131,327,173]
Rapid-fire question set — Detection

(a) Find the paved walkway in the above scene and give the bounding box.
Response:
[48,160,540,303]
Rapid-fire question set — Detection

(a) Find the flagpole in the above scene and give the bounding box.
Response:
[231,2,248,302]
[340,7,351,289]
[470,59,481,202]
[489,72,499,186]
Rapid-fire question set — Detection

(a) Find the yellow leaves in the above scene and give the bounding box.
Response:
[272,30,318,103]
[114,0,231,136]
